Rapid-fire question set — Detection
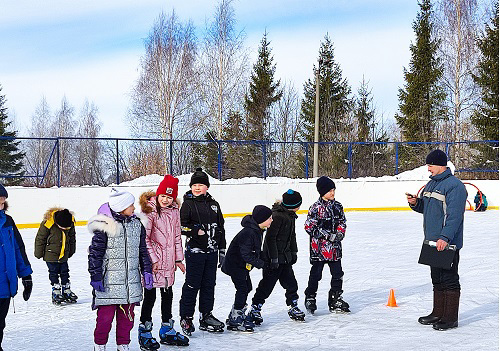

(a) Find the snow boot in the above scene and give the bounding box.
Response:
[62,283,78,303]
[199,312,225,333]
[138,321,160,351]
[52,283,65,305]
[249,303,263,326]
[180,316,195,336]
[304,294,317,314]
[433,290,460,331]
[288,300,305,322]
[117,345,130,351]
[328,290,350,313]
[226,306,245,331]
[419,290,445,325]
[159,319,189,346]
[94,344,106,351]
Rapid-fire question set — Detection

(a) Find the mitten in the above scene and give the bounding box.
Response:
[90,280,105,292]
[143,272,154,290]
[290,253,297,265]
[22,275,33,301]
[218,250,226,268]
[335,225,346,241]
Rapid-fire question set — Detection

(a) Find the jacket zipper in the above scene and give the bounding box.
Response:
[123,223,129,303]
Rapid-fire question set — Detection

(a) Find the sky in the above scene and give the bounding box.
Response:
[0,0,419,137]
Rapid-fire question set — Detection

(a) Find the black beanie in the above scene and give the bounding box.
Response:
[189,168,210,188]
[0,184,7,198]
[54,209,73,228]
[282,189,302,209]
[425,150,448,166]
[252,205,273,224]
[316,176,336,197]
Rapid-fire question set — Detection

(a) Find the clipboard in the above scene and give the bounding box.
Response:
[418,240,457,269]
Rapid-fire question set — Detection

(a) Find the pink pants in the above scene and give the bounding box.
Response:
[94,304,135,345]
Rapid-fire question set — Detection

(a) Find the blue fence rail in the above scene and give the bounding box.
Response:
[0,136,498,186]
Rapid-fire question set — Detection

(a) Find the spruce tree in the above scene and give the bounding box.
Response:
[0,85,25,185]
[355,77,375,142]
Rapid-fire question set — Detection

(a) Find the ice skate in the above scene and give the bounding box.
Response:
[180,316,195,336]
[304,295,317,314]
[138,321,160,351]
[159,319,189,346]
[328,290,350,313]
[93,344,106,351]
[226,306,254,332]
[117,345,130,351]
[62,283,78,303]
[288,300,305,322]
[248,303,263,326]
[199,312,225,333]
[52,283,65,305]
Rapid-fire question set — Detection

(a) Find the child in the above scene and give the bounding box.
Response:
[222,205,273,332]
[0,184,33,350]
[34,207,78,304]
[304,176,349,314]
[88,188,153,351]
[137,175,189,349]
[179,168,226,335]
[474,191,488,211]
[249,189,305,324]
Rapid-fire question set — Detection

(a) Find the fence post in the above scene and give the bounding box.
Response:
[169,139,173,175]
[261,141,267,179]
[304,142,309,179]
[217,141,222,181]
[395,142,400,175]
[116,139,120,185]
[347,143,353,179]
[56,138,60,188]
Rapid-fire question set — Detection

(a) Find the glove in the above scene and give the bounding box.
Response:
[143,272,154,290]
[290,253,297,265]
[270,258,279,270]
[22,275,33,301]
[218,250,226,268]
[335,225,346,241]
[90,280,105,292]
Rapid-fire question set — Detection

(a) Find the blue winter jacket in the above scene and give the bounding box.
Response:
[0,210,33,298]
[411,168,467,249]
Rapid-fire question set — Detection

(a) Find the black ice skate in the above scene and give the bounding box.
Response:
[329,290,350,313]
[226,306,254,332]
[159,319,189,346]
[180,316,195,336]
[52,283,65,305]
[288,300,305,322]
[199,312,225,333]
[62,283,78,303]
[249,303,263,326]
[304,295,317,314]
[138,321,160,351]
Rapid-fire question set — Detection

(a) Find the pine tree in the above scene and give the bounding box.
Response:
[395,0,446,143]
[299,34,352,177]
[0,85,25,185]
[355,77,375,142]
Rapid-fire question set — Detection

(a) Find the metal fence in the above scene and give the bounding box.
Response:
[0,136,498,186]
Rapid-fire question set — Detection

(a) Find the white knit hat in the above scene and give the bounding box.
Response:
[108,188,135,212]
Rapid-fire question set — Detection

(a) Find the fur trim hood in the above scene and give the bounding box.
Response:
[87,212,148,238]
[139,190,180,214]
[43,207,75,229]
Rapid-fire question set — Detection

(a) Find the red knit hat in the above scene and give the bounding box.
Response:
[156,175,179,199]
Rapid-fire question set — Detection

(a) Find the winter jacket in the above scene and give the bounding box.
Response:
[411,168,467,249]
[261,202,298,264]
[304,197,346,262]
[180,191,226,253]
[0,210,32,298]
[88,203,152,308]
[222,215,265,277]
[140,191,184,288]
[34,207,76,262]
[474,193,488,210]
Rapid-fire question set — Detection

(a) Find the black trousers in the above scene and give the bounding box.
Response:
[46,261,70,285]
[140,287,173,324]
[179,251,218,317]
[230,272,252,310]
[252,264,299,307]
[431,250,460,291]
[304,260,344,297]
[0,298,10,351]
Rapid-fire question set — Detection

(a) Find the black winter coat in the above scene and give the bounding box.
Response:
[262,202,298,264]
[180,191,226,253]
[221,215,265,277]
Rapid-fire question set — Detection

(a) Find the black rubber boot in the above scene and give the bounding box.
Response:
[433,290,460,331]
[418,290,445,325]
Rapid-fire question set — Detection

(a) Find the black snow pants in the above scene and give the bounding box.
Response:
[252,263,299,307]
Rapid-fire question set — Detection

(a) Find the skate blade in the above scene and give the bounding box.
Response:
[199,326,225,333]
[329,309,350,314]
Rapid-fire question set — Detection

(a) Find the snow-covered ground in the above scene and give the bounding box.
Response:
[4,210,498,351]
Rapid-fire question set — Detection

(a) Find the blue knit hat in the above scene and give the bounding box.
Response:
[0,184,7,198]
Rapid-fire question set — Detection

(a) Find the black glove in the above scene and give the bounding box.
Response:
[270,258,279,270]
[290,253,297,265]
[22,275,33,301]
[218,250,226,268]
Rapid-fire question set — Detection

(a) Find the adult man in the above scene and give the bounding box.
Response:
[406,149,467,331]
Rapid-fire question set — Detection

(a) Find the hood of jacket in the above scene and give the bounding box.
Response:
[241,214,262,232]
[140,190,180,215]
[42,207,75,229]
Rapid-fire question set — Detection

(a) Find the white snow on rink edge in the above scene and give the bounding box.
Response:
[4,210,498,351]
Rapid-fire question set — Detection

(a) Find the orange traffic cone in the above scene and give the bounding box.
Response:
[386,289,398,307]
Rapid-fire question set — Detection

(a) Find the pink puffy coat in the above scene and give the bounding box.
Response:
[140,191,184,288]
